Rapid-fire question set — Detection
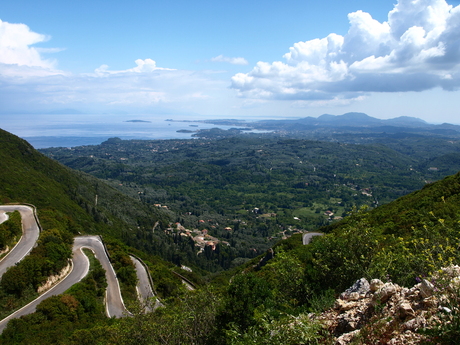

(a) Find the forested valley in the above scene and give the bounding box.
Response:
[40,128,460,273]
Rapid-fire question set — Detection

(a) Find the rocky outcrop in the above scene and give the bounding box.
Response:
[316,267,460,344]
[37,262,72,294]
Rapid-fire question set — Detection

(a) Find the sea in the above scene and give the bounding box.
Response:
[1,114,282,149]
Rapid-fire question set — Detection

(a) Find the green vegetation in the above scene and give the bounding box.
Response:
[0,129,179,320]
[94,170,460,344]
[40,133,460,272]
[0,249,109,344]
[1,228,72,296]
[103,237,143,308]
[0,228,73,320]
[307,171,460,290]
[419,267,460,343]
[2,126,460,343]
[0,211,22,254]
[0,129,170,239]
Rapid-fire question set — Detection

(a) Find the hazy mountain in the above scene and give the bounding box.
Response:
[212,112,458,133]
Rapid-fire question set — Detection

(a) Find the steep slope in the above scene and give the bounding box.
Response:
[197,170,460,344]
[0,129,195,336]
[0,128,169,236]
[301,170,460,295]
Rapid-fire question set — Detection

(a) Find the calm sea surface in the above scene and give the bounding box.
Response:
[1,114,275,149]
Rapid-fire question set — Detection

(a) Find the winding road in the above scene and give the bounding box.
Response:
[0,205,158,332]
[302,232,323,245]
[0,205,40,277]
[130,255,163,312]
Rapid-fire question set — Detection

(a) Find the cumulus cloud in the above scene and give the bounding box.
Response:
[231,0,460,101]
[94,58,175,75]
[211,54,249,65]
[0,19,63,77]
[0,20,224,112]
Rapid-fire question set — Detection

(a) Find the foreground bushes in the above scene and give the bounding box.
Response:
[1,228,72,297]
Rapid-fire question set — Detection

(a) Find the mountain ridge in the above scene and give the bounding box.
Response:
[252,112,439,130]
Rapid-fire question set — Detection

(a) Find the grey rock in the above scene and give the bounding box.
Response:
[341,278,370,300]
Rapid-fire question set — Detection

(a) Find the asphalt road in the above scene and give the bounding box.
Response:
[0,205,40,277]
[302,232,324,245]
[130,255,162,312]
[0,235,127,332]
[0,205,162,333]
[75,236,126,318]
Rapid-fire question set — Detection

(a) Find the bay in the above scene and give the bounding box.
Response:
[1,114,239,148]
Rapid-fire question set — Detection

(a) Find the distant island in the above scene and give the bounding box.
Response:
[176,129,196,133]
[125,120,151,123]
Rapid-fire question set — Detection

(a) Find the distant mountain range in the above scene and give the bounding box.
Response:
[198,112,460,134]
[252,112,455,129]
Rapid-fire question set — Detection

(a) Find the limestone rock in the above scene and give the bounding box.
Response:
[440,265,460,278]
[374,282,398,302]
[422,296,438,308]
[347,292,360,301]
[419,279,434,298]
[335,329,360,345]
[334,299,359,312]
[370,278,384,292]
[317,266,460,344]
[398,300,415,319]
[403,315,426,331]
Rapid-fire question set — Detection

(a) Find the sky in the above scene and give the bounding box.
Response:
[1,0,460,124]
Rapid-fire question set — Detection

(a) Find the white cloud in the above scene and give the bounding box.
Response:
[94,58,175,75]
[0,19,225,113]
[0,19,60,72]
[0,57,227,113]
[211,55,248,65]
[0,19,67,79]
[231,0,460,102]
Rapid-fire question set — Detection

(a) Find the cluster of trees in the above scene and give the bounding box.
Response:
[0,211,21,251]
[103,237,138,305]
[102,170,460,344]
[0,228,73,319]
[305,171,460,291]
[0,129,174,321]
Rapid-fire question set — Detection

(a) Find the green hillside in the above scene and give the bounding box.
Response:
[42,134,455,273]
[302,170,460,291]
[0,130,188,322]
[172,170,460,344]
[0,128,169,236]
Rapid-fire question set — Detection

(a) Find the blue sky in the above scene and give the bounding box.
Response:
[1,0,460,124]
